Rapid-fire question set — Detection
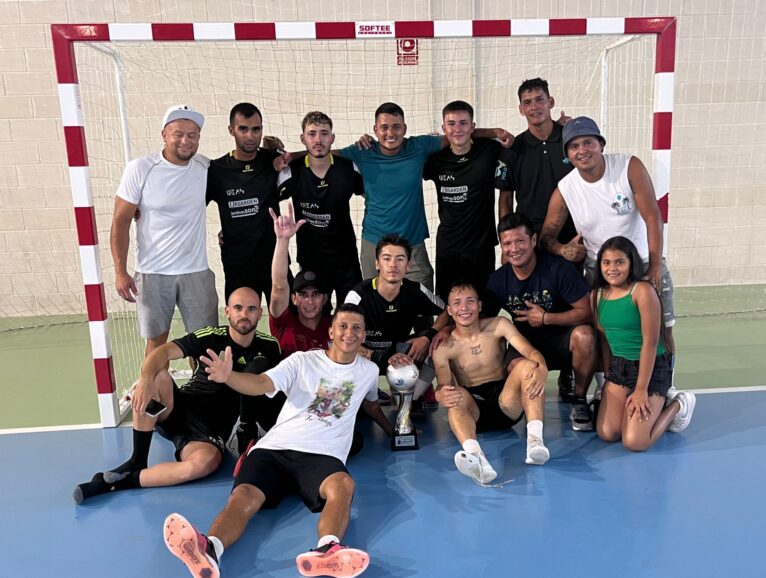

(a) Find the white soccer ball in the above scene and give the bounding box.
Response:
[386,363,419,392]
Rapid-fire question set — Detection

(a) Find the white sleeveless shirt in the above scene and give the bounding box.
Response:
[557,153,648,262]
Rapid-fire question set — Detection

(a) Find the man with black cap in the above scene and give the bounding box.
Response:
[269,204,332,358]
[111,104,218,357]
[540,115,679,364]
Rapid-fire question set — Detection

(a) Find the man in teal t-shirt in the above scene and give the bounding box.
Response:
[339,102,512,291]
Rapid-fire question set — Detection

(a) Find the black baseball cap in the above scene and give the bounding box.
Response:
[293,270,327,294]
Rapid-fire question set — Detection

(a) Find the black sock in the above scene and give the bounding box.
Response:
[105,429,152,481]
[236,422,259,455]
[73,470,140,504]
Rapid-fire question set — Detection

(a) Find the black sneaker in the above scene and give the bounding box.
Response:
[569,401,594,432]
[377,388,392,406]
[163,513,220,578]
[557,370,575,402]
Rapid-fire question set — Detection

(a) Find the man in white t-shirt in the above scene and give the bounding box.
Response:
[110,105,219,357]
[162,303,392,578]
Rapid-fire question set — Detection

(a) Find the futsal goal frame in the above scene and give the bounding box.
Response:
[51,16,677,427]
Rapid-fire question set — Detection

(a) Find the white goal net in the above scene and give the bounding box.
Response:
[68,33,656,409]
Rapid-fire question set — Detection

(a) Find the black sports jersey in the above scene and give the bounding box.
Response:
[207,149,281,268]
[277,154,363,269]
[494,124,576,241]
[173,326,282,398]
[345,278,444,368]
[423,138,502,254]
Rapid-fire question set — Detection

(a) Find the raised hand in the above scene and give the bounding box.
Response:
[200,346,233,383]
[269,205,306,240]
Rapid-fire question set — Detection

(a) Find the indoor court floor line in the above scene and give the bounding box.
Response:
[2,389,764,578]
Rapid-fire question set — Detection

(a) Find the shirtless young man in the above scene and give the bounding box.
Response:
[432,282,550,485]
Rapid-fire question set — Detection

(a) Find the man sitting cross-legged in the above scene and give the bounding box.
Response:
[432,282,550,485]
[163,304,393,578]
[73,287,282,503]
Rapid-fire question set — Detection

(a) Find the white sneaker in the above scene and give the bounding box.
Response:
[665,384,679,407]
[669,390,696,432]
[525,436,550,465]
[454,450,497,484]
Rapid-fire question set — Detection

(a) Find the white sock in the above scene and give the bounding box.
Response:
[462,439,481,454]
[208,536,224,561]
[317,534,340,548]
[527,420,543,440]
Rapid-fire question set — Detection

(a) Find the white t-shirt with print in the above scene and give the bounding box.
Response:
[116,151,210,275]
[256,349,379,463]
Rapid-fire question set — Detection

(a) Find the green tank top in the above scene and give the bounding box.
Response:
[597,284,665,361]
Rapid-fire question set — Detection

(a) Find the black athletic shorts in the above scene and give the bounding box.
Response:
[155,386,233,460]
[606,352,672,398]
[468,380,523,433]
[233,448,348,512]
[505,326,574,371]
[435,248,496,303]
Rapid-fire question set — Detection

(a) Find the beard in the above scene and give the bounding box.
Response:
[231,319,255,336]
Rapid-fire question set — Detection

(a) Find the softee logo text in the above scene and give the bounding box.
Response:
[357,22,394,36]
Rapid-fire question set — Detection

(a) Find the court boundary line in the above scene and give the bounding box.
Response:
[3,385,765,435]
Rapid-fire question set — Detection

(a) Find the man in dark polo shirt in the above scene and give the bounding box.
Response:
[495,78,576,243]
[494,78,578,397]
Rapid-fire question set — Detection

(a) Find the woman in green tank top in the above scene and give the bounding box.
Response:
[590,237,695,451]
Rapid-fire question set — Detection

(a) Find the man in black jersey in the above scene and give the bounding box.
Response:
[277,111,364,307]
[73,287,283,504]
[423,100,504,302]
[345,234,449,417]
[207,103,284,302]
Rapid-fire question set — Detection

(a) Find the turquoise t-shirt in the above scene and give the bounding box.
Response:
[341,135,443,245]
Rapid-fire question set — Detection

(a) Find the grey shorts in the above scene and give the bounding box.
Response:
[361,238,434,292]
[585,257,675,327]
[135,269,219,339]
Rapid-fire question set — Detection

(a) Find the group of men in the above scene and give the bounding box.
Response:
[74,77,683,578]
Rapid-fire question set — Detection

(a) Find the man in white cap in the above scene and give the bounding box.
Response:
[110,105,219,357]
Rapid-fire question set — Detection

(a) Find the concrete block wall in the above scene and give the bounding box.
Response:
[1,0,765,320]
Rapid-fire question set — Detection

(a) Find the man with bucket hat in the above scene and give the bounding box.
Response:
[540,116,682,396]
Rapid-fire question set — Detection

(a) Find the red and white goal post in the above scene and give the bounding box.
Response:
[51,17,676,427]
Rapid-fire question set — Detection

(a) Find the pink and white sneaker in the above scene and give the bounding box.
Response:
[296,541,370,577]
[163,513,220,578]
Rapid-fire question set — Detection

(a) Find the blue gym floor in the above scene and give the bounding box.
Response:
[2,390,764,578]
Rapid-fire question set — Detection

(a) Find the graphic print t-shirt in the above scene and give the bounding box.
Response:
[257,350,378,463]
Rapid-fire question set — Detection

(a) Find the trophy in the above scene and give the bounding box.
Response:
[386,363,420,451]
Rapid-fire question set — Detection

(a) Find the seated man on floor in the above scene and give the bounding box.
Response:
[163,303,392,578]
[432,282,550,485]
[485,213,597,431]
[344,233,450,418]
[73,287,282,504]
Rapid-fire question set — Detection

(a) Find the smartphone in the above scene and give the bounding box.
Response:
[145,399,167,418]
